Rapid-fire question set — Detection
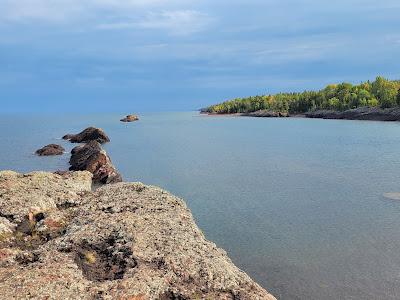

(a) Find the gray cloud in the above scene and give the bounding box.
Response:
[97,10,213,35]
[0,0,399,112]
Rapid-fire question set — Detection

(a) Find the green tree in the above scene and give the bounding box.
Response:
[371,76,398,108]
[204,76,400,114]
[397,89,400,106]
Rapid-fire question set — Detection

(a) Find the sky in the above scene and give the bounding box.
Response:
[0,0,399,113]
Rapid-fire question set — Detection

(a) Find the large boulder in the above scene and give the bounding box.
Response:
[35,144,65,156]
[120,114,139,122]
[0,171,276,300]
[69,141,122,185]
[63,127,110,144]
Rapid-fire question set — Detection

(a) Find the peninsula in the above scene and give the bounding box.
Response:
[202,76,400,121]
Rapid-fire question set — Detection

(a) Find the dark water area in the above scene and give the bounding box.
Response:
[1,112,400,299]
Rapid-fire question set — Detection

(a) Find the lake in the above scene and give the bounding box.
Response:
[1,112,400,299]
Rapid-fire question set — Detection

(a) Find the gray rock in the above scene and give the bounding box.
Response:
[243,110,289,118]
[305,107,400,121]
[0,171,275,300]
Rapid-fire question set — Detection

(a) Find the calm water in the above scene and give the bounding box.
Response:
[1,112,400,299]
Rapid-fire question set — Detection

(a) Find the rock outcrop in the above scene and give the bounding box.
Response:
[36,144,65,156]
[121,115,139,122]
[0,171,275,300]
[69,141,122,185]
[243,110,289,118]
[305,107,400,121]
[63,127,110,144]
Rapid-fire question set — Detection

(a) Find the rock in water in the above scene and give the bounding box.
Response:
[35,144,65,156]
[121,114,139,122]
[69,141,122,184]
[0,171,276,300]
[63,127,110,144]
[383,193,400,200]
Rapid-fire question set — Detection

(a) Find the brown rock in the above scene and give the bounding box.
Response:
[121,115,139,122]
[69,141,122,185]
[0,171,276,300]
[35,144,65,156]
[63,127,110,144]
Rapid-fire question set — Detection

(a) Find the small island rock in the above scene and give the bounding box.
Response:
[120,114,139,122]
[69,141,122,184]
[35,144,65,156]
[63,127,110,144]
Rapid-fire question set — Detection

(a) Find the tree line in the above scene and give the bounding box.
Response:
[203,76,400,114]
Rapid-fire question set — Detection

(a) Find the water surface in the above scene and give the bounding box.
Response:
[1,112,400,299]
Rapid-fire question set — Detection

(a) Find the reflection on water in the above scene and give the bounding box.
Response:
[1,112,400,299]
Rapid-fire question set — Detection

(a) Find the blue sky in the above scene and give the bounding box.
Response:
[0,0,399,113]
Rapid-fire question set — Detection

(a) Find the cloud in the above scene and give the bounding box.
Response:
[0,0,83,22]
[1,0,400,114]
[0,1,212,37]
[0,0,188,22]
[97,10,213,35]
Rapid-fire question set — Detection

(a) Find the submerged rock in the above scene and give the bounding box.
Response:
[0,171,275,300]
[383,193,400,200]
[35,144,65,156]
[69,141,122,185]
[63,127,110,144]
[121,114,139,122]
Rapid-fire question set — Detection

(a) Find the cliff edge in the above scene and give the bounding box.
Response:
[0,171,275,300]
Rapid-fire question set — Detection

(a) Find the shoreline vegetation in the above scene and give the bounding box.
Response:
[201,76,400,121]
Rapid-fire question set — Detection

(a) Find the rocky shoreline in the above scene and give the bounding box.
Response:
[0,171,275,299]
[0,126,275,300]
[304,107,400,121]
[242,110,289,118]
[203,106,400,122]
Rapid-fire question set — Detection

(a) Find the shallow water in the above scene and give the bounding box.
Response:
[1,112,400,299]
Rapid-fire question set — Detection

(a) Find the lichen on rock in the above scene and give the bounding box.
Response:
[0,171,275,300]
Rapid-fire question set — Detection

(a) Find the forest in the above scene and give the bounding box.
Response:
[203,76,400,114]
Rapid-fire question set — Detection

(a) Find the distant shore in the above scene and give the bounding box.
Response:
[201,106,400,122]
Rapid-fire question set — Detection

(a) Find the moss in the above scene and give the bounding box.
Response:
[0,231,13,246]
[2,212,68,251]
[84,251,97,264]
